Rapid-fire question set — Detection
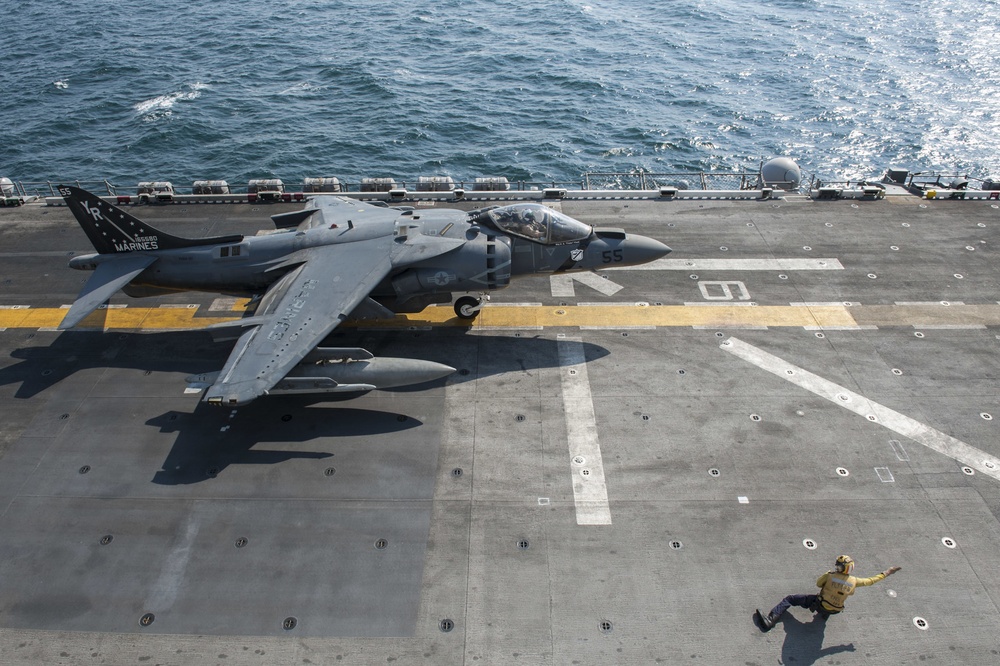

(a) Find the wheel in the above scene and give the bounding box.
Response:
[454,296,480,319]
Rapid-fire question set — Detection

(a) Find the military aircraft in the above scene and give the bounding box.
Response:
[57,186,671,405]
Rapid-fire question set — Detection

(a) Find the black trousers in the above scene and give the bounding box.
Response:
[769,594,839,620]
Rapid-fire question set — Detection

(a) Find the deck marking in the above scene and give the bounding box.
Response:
[792,302,858,307]
[693,325,769,330]
[610,258,844,271]
[147,513,200,610]
[550,275,576,298]
[684,302,757,307]
[558,335,612,525]
[721,337,1000,481]
[577,302,650,307]
[485,302,543,307]
[890,440,910,461]
[18,301,1000,330]
[803,325,877,331]
[210,297,238,311]
[580,325,657,330]
[550,272,623,297]
[698,280,751,301]
[913,324,986,330]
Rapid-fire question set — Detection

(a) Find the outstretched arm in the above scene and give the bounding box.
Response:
[856,567,901,587]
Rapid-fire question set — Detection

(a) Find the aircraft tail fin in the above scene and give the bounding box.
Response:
[58,185,243,254]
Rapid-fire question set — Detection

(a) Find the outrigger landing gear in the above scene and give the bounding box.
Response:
[454,294,489,319]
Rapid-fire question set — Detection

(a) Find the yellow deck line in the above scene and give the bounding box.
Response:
[473,304,859,329]
[0,303,854,330]
[5,303,1000,332]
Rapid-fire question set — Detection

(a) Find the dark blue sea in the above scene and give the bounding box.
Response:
[2,0,999,187]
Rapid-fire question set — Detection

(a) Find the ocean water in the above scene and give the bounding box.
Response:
[2,0,999,187]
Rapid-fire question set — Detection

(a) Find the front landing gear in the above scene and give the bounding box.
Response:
[454,294,489,319]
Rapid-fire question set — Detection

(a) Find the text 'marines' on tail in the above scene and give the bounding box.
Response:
[59,185,240,253]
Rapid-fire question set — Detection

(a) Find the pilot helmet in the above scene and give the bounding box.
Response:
[835,555,854,574]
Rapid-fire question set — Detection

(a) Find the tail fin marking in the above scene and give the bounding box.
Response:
[58,185,243,254]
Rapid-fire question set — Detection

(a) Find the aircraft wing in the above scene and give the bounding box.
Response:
[312,196,403,228]
[59,254,157,329]
[272,196,403,232]
[202,236,395,405]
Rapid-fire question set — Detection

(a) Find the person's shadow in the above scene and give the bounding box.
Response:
[777,612,855,665]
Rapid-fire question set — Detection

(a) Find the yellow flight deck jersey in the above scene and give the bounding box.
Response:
[816,570,887,612]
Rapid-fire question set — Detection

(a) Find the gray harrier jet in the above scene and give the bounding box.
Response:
[58,186,670,405]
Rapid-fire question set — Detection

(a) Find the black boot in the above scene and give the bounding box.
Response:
[755,609,777,632]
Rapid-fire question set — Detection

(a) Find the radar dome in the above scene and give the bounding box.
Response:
[761,157,801,190]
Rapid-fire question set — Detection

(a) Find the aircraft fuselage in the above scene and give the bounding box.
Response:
[69,203,670,310]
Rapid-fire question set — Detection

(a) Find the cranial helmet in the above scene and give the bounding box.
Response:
[835,555,855,574]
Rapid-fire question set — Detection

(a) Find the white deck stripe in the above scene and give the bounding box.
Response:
[209,297,239,311]
[611,258,844,271]
[570,271,623,296]
[721,337,1000,481]
[483,302,543,307]
[148,513,200,609]
[803,325,877,331]
[550,275,576,298]
[550,272,623,297]
[913,324,986,330]
[684,302,757,307]
[558,336,612,525]
[579,326,657,330]
[791,302,857,307]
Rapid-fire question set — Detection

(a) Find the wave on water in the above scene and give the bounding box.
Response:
[133,83,210,121]
[1,0,999,185]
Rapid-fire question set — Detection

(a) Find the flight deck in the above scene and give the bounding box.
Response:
[1,192,999,664]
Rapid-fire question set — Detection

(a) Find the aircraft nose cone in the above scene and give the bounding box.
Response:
[628,235,672,265]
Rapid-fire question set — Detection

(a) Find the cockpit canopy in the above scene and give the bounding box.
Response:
[483,204,592,245]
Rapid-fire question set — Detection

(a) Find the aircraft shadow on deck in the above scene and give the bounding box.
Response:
[1,329,228,400]
[1,328,609,484]
[147,402,422,485]
[1,328,610,397]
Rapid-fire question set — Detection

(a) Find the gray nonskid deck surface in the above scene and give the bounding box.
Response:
[1,197,999,664]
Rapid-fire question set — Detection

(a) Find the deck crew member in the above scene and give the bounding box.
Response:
[756,555,901,631]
